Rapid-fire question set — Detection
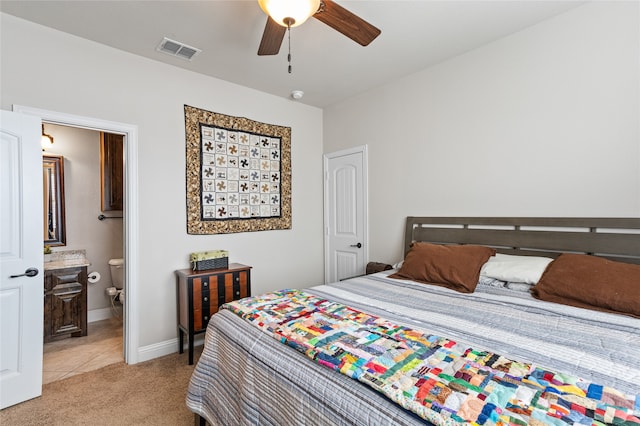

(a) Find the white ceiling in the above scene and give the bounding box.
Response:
[1,0,585,108]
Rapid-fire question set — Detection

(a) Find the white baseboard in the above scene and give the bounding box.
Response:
[88,307,118,323]
[89,306,205,364]
[136,336,204,364]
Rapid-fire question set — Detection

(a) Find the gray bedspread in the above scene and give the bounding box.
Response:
[186,271,640,425]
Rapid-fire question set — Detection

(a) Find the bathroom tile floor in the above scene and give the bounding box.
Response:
[43,317,124,385]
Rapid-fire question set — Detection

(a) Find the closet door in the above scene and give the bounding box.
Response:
[323,146,368,283]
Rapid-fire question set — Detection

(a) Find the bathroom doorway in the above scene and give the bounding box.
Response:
[42,122,126,384]
[41,124,125,383]
[14,104,140,368]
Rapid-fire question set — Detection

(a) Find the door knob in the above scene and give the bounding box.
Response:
[10,267,39,278]
[350,243,362,248]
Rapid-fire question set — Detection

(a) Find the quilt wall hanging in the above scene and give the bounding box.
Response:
[184,105,291,234]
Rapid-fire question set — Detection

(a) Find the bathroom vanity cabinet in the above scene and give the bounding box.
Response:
[44,266,88,342]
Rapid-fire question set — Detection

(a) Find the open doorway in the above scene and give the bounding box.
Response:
[41,124,125,383]
[14,105,140,366]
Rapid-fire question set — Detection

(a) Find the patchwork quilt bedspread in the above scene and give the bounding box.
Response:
[223,289,640,426]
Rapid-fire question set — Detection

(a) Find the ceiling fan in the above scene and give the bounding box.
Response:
[257,0,381,56]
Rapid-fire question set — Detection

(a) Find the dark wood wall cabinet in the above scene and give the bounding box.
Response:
[100,132,124,212]
[44,266,88,342]
[175,263,251,364]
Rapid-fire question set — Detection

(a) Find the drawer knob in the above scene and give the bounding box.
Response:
[204,281,208,287]
[235,291,240,296]
[203,296,208,302]
[204,315,209,321]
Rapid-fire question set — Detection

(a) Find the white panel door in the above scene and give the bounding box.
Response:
[0,110,43,409]
[324,146,368,283]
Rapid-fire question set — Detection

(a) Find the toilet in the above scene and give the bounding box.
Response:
[108,258,125,304]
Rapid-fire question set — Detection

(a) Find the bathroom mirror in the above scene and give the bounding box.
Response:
[43,155,66,246]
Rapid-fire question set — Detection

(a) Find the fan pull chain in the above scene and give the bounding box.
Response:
[287,21,292,74]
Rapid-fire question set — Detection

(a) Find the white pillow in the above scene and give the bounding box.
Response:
[480,253,553,284]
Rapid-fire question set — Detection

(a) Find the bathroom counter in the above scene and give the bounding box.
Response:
[44,249,91,271]
[44,258,91,270]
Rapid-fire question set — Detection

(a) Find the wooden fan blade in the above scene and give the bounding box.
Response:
[313,0,381,46]
[258,16,286,55]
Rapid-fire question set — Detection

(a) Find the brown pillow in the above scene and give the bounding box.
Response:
[532,253,640,318]
[389,242,496,293]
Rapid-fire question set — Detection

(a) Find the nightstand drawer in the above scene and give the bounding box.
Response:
[192,308,214,331]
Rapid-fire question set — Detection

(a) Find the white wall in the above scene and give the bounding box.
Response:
[1,13,324,350]
[324,1,640,265]
[43,124,123,316]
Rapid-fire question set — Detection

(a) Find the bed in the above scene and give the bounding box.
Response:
[186,217,640,425]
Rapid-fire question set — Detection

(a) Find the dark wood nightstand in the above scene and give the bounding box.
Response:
[175,263,251,364]
[366,262,393,275]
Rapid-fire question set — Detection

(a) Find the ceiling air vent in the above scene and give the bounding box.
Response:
[157,37,201,61]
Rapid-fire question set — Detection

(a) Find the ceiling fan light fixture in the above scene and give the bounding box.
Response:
[258,0,320,28]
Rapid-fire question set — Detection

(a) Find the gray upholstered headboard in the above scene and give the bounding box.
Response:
[404,217,640,265]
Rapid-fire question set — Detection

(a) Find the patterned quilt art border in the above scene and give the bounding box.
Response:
[184,105,292,234]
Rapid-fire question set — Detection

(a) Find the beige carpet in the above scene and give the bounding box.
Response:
[1,347,202,425]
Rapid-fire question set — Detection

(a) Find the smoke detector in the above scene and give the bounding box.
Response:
[157,37,201,61]
[291,90,304,100]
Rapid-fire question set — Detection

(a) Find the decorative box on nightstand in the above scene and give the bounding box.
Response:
[174,263,251,365]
